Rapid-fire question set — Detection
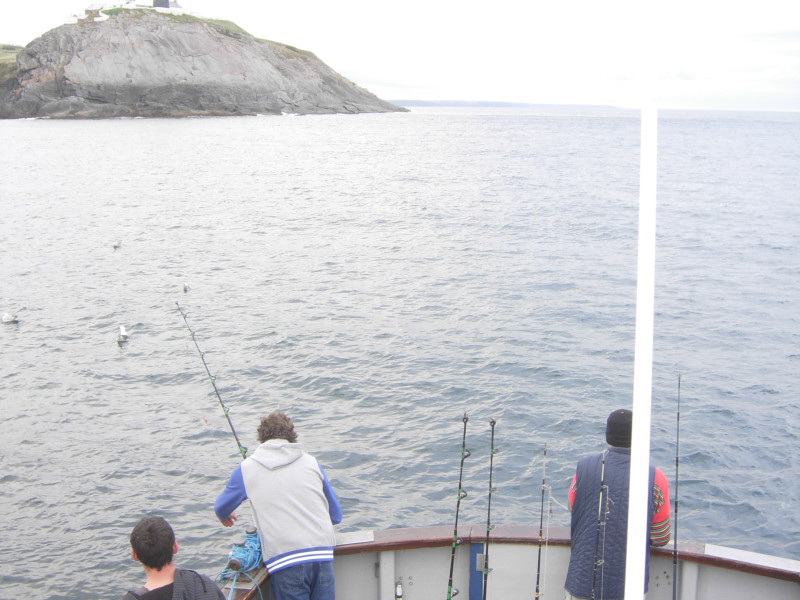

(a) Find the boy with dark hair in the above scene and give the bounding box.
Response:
[124,515,225,600]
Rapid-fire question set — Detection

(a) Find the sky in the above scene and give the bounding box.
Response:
[1,0,798,111]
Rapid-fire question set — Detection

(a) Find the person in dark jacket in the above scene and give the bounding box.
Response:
[123,515,225,600]
[564,409,671,600]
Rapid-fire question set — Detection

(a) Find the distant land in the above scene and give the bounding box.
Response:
[390,100,799,114]
[391,100,618,109]
[0,7,405,119]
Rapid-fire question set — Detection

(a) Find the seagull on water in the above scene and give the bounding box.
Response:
[117,325,129,344]
[183,283,191,293]
[113,240,122,250]
[2,313,19,324]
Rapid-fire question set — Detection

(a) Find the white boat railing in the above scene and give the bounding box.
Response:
[222,524,800,600]
[333,524,800,600]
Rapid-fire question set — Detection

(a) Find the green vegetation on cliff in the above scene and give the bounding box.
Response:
[101,8,250,36]
[99,9,314,60]
[0,44,22,84]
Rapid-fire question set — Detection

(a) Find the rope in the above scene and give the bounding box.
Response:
[216,530,264,600]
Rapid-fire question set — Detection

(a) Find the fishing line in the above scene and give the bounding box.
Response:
[176,302,247,460]
[482,418,497,600]
[535,443,549,599]
[672,375,682,600]
[591,450,609,600]
[177,303,265,596]
[548,496,569,513]
[446,412,470,600]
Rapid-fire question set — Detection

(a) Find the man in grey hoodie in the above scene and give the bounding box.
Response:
[123,515,225,600]
[215,412,343,600]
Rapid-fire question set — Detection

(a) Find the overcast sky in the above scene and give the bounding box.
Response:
[1,0,798,110]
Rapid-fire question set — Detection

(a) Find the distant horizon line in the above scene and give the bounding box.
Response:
[389,99,800,113]
[390,99,615,109]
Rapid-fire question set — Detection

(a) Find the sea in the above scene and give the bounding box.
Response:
[0,106,798,599]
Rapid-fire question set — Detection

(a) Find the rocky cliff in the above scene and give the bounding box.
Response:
[0,9,404,118]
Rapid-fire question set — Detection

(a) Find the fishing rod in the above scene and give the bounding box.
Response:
[482,419,497,600]
[446,412,470,600]
[591,451,609,600]
[534,443,547,599]
[176,301,247,460]
[672,375,682,600]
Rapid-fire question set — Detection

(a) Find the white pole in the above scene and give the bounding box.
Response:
[625,70,659,600]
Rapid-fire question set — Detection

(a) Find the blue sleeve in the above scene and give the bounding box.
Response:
[214,464,247,520]
[319,465,342,525]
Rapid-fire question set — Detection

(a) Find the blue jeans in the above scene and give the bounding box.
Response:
[270,561,335,600]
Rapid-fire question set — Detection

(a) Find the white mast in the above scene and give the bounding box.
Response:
[625,98,657,600]
[625,0,658,595]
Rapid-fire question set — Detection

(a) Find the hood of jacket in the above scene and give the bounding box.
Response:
[249,439,306,470]
[172,568,224,600]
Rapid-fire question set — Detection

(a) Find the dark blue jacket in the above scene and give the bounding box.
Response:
[565,448,655,600]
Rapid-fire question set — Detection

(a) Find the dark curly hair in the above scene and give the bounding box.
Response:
[257,412,298,443]
[130,516,175,570]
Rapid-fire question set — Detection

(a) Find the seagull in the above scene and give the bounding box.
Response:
[117,325,129,344]
[113,240,122,250]
[183,283,191,293]
[2,313,19,324]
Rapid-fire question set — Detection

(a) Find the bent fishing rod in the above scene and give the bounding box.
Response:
[535,443,547,599]
[672,375,682,600]
[176,302,247,460]
[482,418,497,600]
[446,412,470,600]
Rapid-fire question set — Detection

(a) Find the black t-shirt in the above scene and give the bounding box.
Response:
[130,584,174,600]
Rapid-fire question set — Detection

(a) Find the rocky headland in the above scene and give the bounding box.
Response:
[0,9,405,118]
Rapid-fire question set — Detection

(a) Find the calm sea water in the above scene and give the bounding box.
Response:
[0,107,798,599]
